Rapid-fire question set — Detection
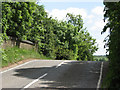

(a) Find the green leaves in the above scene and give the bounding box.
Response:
[2,2,36,40]
[2,2,97,61]
[103,2,120,88]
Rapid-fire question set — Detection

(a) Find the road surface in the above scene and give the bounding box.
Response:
[1,60,109,89]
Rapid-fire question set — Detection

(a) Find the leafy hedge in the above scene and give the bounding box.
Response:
[102,2,120,88]
[2,2,98,61]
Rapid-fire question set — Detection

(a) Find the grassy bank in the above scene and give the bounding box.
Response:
[2,47,51,67]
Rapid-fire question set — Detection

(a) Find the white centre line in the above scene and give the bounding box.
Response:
[96,62,104,90]
[2,60,67,89]
[56,60,66,68]
[21,61,66,89]
[21,73,48,90]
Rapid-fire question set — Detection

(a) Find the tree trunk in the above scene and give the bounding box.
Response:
[16,39,20,48]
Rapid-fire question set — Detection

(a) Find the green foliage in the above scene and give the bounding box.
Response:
[2,2,98,61]
[55,46,74,60]
[93,55,108,61]
[102,2,120,88]
[65,13,98,60]
[0,34,8,66]
[2,46,51,67]
[2,2,36,47]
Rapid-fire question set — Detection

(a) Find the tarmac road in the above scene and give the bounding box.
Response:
[1,60,109,90]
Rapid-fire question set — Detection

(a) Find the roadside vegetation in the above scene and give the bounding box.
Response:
[2,46,51,67]
[93,55,108,61]
[1,1,119,89]
[102,1,120,88]
[1,1,98,63]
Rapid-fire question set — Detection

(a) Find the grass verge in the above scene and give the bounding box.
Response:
[2,46,51,67]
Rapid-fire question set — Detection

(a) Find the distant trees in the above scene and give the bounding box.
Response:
[93,56,108,61]
[102,1,120,88]
[2,2,98,61]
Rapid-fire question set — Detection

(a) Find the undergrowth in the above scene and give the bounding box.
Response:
[2,47,51,67]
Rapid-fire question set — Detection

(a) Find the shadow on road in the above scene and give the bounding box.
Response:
[14,66,56,79]
[13,61,108,88]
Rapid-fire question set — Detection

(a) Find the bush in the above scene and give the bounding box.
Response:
[0,34,8,67]
[55,46,74,60]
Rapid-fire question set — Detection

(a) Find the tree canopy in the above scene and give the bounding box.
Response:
[2,2,98,61]
[103,1,120,88]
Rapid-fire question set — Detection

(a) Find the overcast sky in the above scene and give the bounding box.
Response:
[39,0,109,55]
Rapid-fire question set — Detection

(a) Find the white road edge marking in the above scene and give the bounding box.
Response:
[21,73,48,90]
[96,62,104,90]
[56,60,66,68]
[1,60,38,74]
[1,60,67,89]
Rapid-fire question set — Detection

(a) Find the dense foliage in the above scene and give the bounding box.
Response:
[102,1,120,88]
[2,2,36,46]
[0,34,8,64]
[2,2,98,61]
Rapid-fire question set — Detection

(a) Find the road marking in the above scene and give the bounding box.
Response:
[1,60,38,74]
[2,60,68,89]
[21,73,48,90]
[56,60,66,68]
[96,62,104,90]
[21,60,66,89]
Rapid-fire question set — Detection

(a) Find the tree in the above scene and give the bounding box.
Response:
[66,13,98,60]
[27,4,47,53]
[2,2,36,47]
[2,2,98,61]
[102,1,120,88]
